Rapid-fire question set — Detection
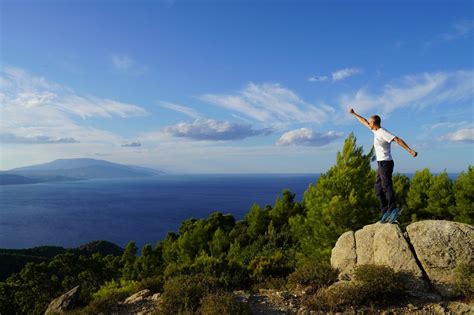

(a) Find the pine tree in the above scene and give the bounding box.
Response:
[426,170,454,219]
[453,165,473,224]
[289,133,378,260]
[406,168,433,221]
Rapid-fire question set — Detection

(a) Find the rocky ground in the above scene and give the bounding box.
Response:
[88,287,474,315]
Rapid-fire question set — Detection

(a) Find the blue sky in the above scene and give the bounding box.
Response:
[1,0,473,173]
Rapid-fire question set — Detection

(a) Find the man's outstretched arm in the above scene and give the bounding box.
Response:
[348,108,371,130]
[393,136,418,157]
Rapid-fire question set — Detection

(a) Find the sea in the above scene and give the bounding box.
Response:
[0,174,319,249]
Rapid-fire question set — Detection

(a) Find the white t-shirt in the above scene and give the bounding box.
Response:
[372,127,396,161]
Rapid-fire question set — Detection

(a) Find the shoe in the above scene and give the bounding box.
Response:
[378,209,392,223]
[387,208,403,224]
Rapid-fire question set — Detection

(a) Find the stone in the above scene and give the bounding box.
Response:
[406,220,474,298]
[123,289,152,304]
[332,222,426,292]
[372,223,426,291]
[44,285,80,315]
[331,230,357,279]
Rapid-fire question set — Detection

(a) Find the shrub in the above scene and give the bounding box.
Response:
[135,276,163,293]
[158,274,222,314]
[287,259,337,290]
[198,290,252,315]
[91,278,138,301]
[352,264,406,303]
[303,281,360,311]
[79,291,126,314]
[454,262,474,298]
[304,264,408,311]
[250,276,287,292]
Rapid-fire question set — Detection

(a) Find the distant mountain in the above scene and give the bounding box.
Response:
[1,158,165,185]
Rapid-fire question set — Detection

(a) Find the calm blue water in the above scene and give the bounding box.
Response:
[0,174,319,249]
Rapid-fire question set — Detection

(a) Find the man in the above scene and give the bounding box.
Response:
[349,108,418,224]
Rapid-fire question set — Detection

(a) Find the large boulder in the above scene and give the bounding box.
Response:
[330,231,356,279]
[44,285,80,315]
[406,220,474,298]
[331,222,426,292]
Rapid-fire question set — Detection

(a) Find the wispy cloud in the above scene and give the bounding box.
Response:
[0,133,80,144]
[200,82,334,125]
[276,128,342,146]
[164,118,273,141]
[425,20,474,48]
[308,75,329,82]
[332,68,362,81]
[159,102,202,119]
[309,67,362,83]
[111,54,147,75]
[340,70,474,115]
[0,66,147,146]
[121,142,142,147]
[439,128,474,143]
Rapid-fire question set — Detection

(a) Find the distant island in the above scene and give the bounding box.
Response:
[0,158,165,185]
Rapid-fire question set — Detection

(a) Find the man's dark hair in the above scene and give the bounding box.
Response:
[370,115,381,126]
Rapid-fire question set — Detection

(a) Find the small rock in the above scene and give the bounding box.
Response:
[123,289,151,304]
[44,285,80,315]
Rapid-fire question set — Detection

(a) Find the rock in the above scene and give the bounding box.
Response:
[406,220,474,298]
[331,231,357,279]
[123,289,151,304]
[44,285,80,315]
[354,223,381,265]
[372,223,426,291]
[447,301,474,314]
[332,222,426,292]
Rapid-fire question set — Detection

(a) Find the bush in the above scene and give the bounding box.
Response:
[158,274,222,314]
[287,259,337,290]
[304,264,408,311]
[303,281,360,311]
[352,264,406,302]
[198,291,252,315]
[250,276,287,292]
[91,278,138,301]
[135,276,163,293]
[79,290,127,314]
[454,262,474,298]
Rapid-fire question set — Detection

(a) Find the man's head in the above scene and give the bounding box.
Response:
[368,115,381,130]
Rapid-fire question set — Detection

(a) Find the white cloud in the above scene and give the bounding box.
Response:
[439,128,474,143]
[423,20,474,49]
[159,102,202,119]
[308,75,329,82]
[276,128,343,146]
[164,118,273,141]
[0,66,147,147]
[200,82,333,125]
[331,68,362,81]
[121,142,142,147]
[0,133,80,144]
[340,70,474,115]
[308,68,362,83]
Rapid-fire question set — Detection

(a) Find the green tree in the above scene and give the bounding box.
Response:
[121,241,137,280]
[453,166,474,224]
[290,133,378,260]
[244,203,268,239]
[426,170,455,219]
[406,168,433,221]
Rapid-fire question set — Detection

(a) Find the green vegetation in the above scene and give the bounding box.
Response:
[305,264,408,311]
[0,134,472,314]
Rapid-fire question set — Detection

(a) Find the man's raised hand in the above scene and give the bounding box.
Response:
[349,108,355,114]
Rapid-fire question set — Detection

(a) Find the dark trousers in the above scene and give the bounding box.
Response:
[375,160,397,213]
